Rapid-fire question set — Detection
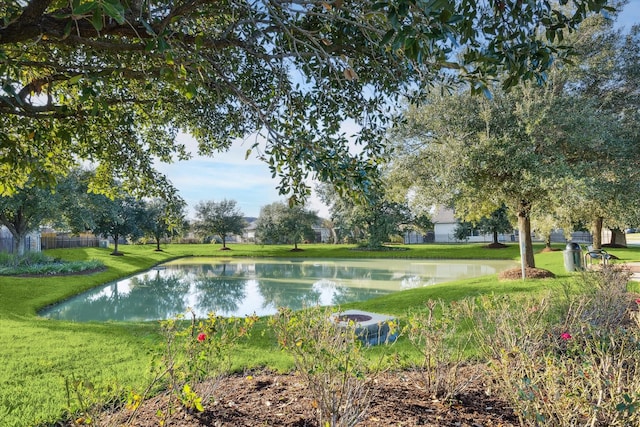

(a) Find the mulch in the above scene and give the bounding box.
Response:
[94,367,519,427]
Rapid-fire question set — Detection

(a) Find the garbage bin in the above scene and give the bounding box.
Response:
[563,242,582,272]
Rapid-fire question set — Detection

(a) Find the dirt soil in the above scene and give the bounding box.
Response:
[97,366,519,427]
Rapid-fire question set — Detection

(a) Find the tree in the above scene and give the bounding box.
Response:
[453,221,473,243]
[255,202,319,250]
[0,0,611,204]
[55,168,104,233]
[317,182,412,247]
[192,199,247,250]
[140,198,187,251]
[550,17,640,248]
[387,81,622,270]
[357,197,412,248]
[0,181,60,255]
[388,90,544,268]
[476,206,514,247]
[91,194,146,255]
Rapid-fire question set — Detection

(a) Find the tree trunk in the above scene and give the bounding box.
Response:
[2,208,29,256]
[493,230,499,245]
[155,237,162,251]
[222,236,227,249]
[13,233,26,256]
[517,200,535,269]
[608,228,627,247]
[591,217,603,249]
[112,233,120,255]
[544,234,552,250]
[331,227,338,244]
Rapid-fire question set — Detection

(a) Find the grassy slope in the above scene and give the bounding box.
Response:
[1,243,639,426]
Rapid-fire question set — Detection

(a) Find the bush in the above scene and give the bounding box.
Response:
[0,252,104,275]
[271,306,387,427]
[468,265,640,426]
[405,299,478,401]
[126,310,257,424]
[0,251,51,267]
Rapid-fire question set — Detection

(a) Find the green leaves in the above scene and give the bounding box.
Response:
[71,0,125,27]
[0,0,616,208]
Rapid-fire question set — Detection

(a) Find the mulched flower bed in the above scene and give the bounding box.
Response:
[95,367,519,427]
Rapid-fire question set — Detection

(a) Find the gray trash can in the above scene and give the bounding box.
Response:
[563,242,582,272]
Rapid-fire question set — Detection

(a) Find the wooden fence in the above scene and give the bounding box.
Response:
[40,234,100,250]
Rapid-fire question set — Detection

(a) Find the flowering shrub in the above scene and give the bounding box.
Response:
[469,266,640,426]
[270,306,394,427]
[126,309,257,424]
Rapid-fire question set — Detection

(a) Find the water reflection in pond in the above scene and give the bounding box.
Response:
[39,257,515,322]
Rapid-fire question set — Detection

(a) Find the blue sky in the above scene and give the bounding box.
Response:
[616,0,639,29]
[156,132,334,219]
[158,2,639,220]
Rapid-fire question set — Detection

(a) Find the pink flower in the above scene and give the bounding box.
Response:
[197,333,207,342]
[635,298,640,305]
[560,332,572,341]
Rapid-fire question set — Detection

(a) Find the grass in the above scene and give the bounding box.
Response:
[1,242,639,426]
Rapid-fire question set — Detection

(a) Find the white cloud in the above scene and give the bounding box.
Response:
[156,133,330,219]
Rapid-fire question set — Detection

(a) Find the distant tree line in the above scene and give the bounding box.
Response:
[1,167,428,255]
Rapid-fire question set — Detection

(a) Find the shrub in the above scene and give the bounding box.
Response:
[405,299,477,401]
[0,252,104,275]
[469,265,640,426]
[126,310,257,424]
[271,306,388,427]
[0,251,51,267]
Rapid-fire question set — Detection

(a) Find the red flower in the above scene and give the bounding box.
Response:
[635,298,640,305]
[197,333,207,342]
[560,332,572,341]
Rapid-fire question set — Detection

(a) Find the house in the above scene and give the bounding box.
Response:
[429,207,594,244]
[430,207,513,243]
[242,219,258,242]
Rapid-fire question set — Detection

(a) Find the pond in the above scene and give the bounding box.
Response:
[39,257,516,322]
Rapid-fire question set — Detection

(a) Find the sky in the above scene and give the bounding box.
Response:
[156,1,639,220]
[156,134,289,219]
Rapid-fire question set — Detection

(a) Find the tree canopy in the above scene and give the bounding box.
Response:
[317,182,412,247]
[91,192,147,255]
[192,199,246,249]
[386,13,640,269]
[0,180,60,255]
[255,201,318,249]
[140,197,187,251]
[0,0,612,202]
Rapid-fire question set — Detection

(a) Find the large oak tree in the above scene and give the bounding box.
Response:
[0,0,611,203]
[192,199,246,249]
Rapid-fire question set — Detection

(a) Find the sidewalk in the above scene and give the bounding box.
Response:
[623,262,640,281]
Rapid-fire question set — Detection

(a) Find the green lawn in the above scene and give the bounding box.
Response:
[1,242,639,426]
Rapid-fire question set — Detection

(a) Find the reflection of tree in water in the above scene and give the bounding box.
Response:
[254,262,396,311]
[255,262,305,279]
[258,279,321,311]
[312,279,392,307]
[256,262,383,282]
[54,271,190,321]
[176,262,247,277]
[115,271,191,319]
[192,275,247,315]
